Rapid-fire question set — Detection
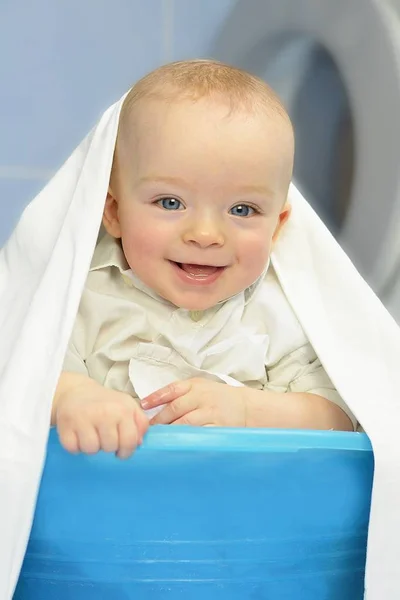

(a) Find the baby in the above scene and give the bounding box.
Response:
[51,60,355,459]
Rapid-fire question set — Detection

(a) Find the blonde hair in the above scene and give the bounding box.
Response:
[111,60,294,191]
[119,59,290,128]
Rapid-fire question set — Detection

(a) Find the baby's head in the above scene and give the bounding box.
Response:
[103,60,294,311]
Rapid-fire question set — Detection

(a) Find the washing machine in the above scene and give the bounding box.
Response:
[212,0,400,322]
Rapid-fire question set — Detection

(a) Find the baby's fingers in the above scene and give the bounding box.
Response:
[77,425,101,455]
[97,422,119,453]
[134,406,150,440]
[58,427,79,454]
[116,418,140,459]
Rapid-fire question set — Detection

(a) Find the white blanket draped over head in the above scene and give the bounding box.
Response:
[0,93,399,600]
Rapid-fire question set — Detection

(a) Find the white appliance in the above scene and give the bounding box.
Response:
[212,0,400,321]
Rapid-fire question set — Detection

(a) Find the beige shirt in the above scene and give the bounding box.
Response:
[63,233,356,428]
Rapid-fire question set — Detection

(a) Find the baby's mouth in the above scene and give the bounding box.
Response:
[171,261,223,279]
[176,262,221,278]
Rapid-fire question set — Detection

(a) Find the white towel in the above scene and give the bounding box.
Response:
[0,93,399,599]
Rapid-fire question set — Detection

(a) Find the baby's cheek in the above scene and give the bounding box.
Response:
[242,237,271,271]
[122,222,159,260]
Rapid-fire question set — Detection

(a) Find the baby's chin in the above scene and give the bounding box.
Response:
[152,267,261,310]
[158,288,243,311]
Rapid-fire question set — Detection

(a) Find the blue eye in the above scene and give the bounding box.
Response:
[157,197,183,211]
[230,204,256,217]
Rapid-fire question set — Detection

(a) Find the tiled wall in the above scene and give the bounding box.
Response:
[0,0,237,245]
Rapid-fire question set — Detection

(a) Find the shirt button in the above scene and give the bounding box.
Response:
[190,310,203,322]
[122,274,134,287]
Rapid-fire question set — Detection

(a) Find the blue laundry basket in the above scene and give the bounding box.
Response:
[15,427,373,599]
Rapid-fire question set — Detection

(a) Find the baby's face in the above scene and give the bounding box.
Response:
[106,98,293,310]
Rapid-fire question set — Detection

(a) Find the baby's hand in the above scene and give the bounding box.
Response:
[141,378,247,427]
[54,378,149,459]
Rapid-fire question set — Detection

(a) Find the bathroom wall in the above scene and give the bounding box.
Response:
[0,0,237,244]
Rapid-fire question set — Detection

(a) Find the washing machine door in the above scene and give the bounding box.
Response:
[212,0,400,319]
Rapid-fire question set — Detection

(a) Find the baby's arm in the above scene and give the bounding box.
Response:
[244,389,353,431]
[145,343,354,431]
[143,377,353,431]
[52,369,149,459]
[261,343,355,431]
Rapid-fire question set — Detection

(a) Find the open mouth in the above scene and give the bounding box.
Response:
[169,261,225,284]
[175,262,221,277]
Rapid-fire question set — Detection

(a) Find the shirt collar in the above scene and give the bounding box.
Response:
[90,232,129,272]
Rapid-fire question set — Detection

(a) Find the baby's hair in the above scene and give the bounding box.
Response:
[111,60,294,193]
[119,59,291,129]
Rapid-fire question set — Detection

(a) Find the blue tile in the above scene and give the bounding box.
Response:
[0,0,164,171]
[0,177,48,246]
[172,0,237,61]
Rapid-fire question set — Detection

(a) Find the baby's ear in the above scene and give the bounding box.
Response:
[272,202,292,244]
[102,187,122,238]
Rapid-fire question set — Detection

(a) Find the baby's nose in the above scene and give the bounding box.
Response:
[182,217,225,248]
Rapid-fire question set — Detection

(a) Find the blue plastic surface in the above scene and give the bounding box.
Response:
[15,427,373,599]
